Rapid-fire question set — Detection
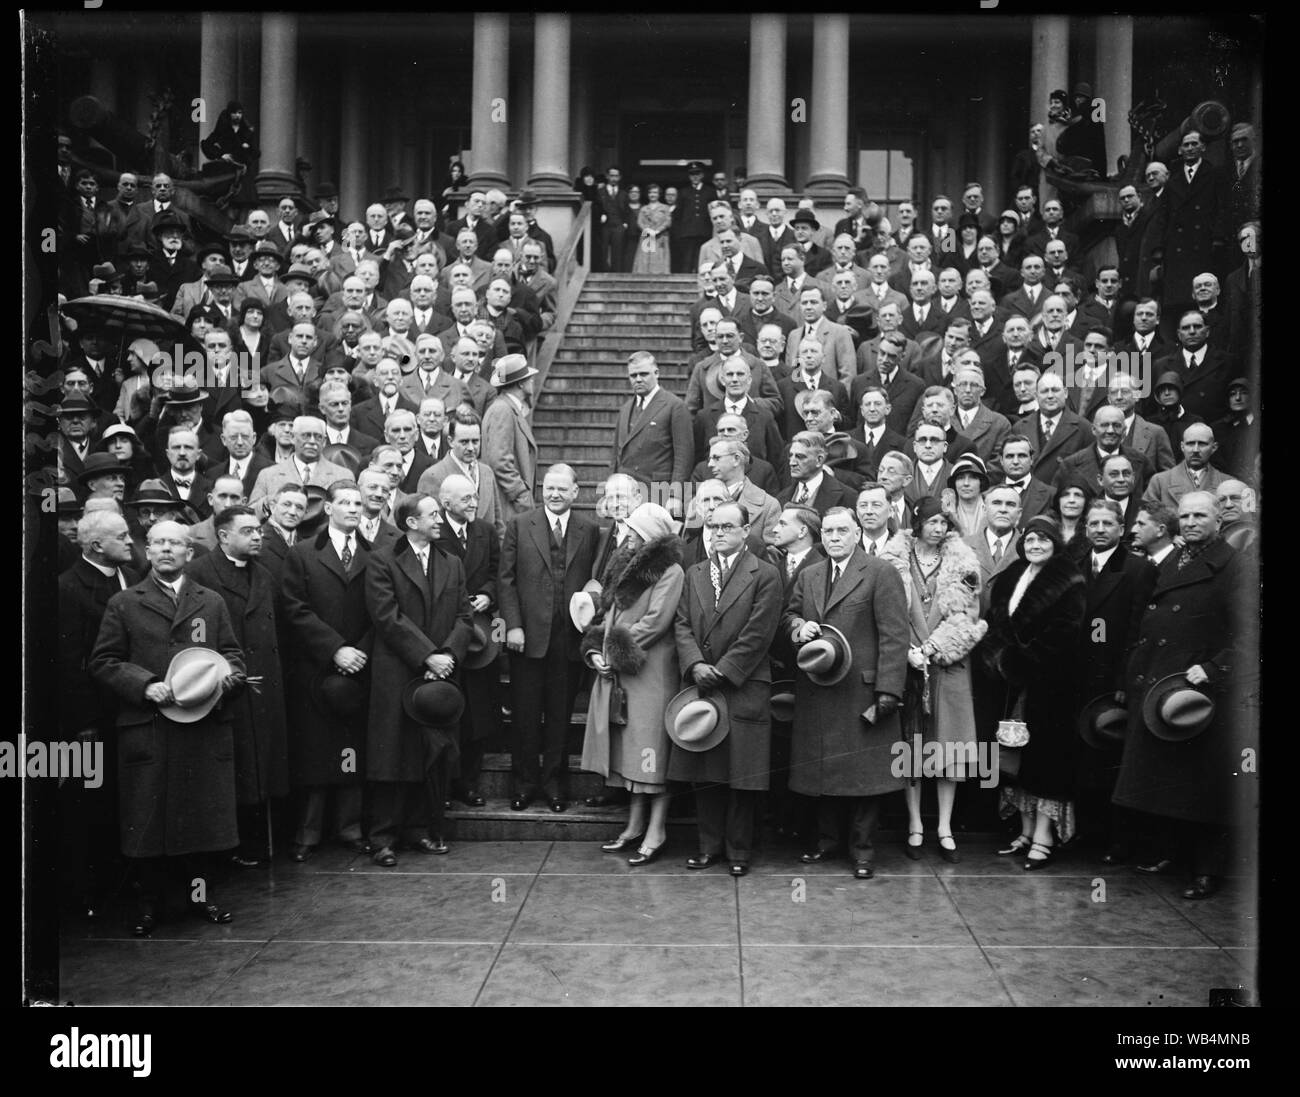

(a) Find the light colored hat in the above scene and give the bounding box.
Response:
[1143,674,1215,742]
[664,687,730,753]
[489,354,538,389]
[569,591,597,631]
[158,648,233,724]
[624,502,676,543]
[796,623,853,687]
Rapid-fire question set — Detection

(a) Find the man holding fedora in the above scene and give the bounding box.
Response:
[481,354,539,524]
[89,520,246,934]
[1112,491,1254,899]
[186,505,289,867]
[782,505,910,878]
[365,491,474,865]
[435,473,501,807]
[668,500,784,875]
[281,480,375,861]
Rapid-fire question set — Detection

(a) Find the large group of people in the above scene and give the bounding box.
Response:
[46,101,1260,938]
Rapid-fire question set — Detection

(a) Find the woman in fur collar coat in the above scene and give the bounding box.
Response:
[882,498,987,863]
[977,515,1087,868]
[580,504,685,864]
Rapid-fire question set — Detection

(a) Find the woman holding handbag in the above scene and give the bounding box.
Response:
[580,504,685,865]
[882,498,987,863]
[633,184,672,275]
[977,515,1087,869]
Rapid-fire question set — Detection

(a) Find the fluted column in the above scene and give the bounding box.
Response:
[467,13,510,189]
[745,15,788,190]
[255,13,299,200]
[528,14,571,190]
[339,57,366,222]
[805,14,850,195]
[1095,16,1133,175]
[199,14,237,164]
[1029,15,1069,203]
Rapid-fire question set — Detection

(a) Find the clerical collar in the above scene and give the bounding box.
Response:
[83,556,118,578]
[221,550,248,568]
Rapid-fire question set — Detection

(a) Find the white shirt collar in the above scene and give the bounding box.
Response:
[327,526,355,556]
[1150,543,1175,565]
[83,556,118,578]
[1092,544,1118,570]
[221,550,248,568]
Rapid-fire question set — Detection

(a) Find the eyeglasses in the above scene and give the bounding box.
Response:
[705,522,742,534]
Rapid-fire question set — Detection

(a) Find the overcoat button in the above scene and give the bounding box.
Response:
[1157,639,1167,646]
[1171,605,1181,613]
[1147,603,1157,610]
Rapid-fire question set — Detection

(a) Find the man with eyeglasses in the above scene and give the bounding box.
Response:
[690,414,780,496]
[1190,272,1230,346]
[1154,310,1233,421]
[1148,131,1230,322]
[249,415,353,513]
[1113,185,1154,308]
[902,422,952,509]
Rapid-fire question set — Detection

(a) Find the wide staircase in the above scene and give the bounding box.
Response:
[531,273,698,512]
[450,272,700,841]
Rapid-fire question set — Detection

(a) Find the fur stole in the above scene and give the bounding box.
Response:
[978,553,1086,683]
[581,535,682,675]
[881,530,987,665]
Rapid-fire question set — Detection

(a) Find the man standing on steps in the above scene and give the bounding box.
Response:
[673,161,717,273]
[481,355,539,523]
[499,464,600,814]
[612,352,693,520]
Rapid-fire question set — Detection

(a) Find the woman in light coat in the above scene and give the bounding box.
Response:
[882,497,987,863]
[580,504,685,865]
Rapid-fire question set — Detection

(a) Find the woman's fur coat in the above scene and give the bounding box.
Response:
[580,534,682,674]
[880,529,987,664]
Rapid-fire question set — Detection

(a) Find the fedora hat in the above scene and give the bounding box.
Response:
[1078,694,1128,750]
[1143,673,1215,742]
[124,243,155,261]
[516,189,540,207]
[314,181,339,199]
[463,612,502,670]
[150,211,188,238]
[225,225,256,244]
[381,185,410,204]
[135,281,160,301]
[252,240,285,264]
[283,262,315,284]
[126,478,182,508]
[321,443,362,477]
[195,241,229,264]
[56,487,81,514]
[770,680,796,723]
[204,263,241,286]
[78,452,129,485]
[664,686,730,753]
[163,383,208,407]
[57,394,96,417]
[314,667,368,717]
[299,483,329,536]
[401,678,465,726]
[791,208,819,227]
[489,353,538,389]
[90,262,122,283]
[569,591,597,631]
[158,648,232,724]
[796,623,853,687]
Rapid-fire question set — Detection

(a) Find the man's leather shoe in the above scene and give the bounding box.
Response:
[1182,874,1219,900]
[584,790,629,807]
[549,798,567,813]
[1136,858,1175,875]
[290,844,315,863]
[372,847,398,867]
[853,863,875,880]
[460,789,486,807]
[133,903,158,937]
[730,863,749,877]
[190,901,234,924]
[407,836,449,855]
[800,848,839,864]
[343,838,373,855]
[511,794,534,811]
[686,853,722,869]
[230,852,262,868]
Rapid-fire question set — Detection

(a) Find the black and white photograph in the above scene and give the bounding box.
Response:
[22,5,1263,1034]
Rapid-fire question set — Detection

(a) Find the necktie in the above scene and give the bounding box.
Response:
[459,526,468,551]
[992,537,1004,563]
[1187,167,1194,184]
[418,547,429,574]
[1187,352,1197,371]
[633,395,644,417]
[341,539,353,570]
[156,578,178,607]
[868,540,878,556]
[710,554,724,605]
[552,520,564,552]
[831,562,843,588]
[794,483,810,504]
[1092,555,1102,577]
[466,461,478,487]
[1042,417,1056,442]
[1237,160,1246,180]
[174,478,191,494]
[786,553,797,578]
[422,370,436,393]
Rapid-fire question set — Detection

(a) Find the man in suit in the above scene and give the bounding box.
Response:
[382,409,435,494]
[903,386,977,465]
[1053,406,1154,495]
[1024,198,1080,259]
[782,506,910,878]
[121,173,192,249]
[789,209,831,276]
[902,421,953,509]
[89,520,245,932]
[671,162,717,273]
[996,434,1054,526]
[777,432,855,515]
[350,358,419,440]
[596,165,631,273]
[448,192,497,259]
[364,491,474,865]
[280,481,374,862]
[757,198,796,279]
[1017,371,1094,483]
[1106,371,1176,474]
[499,464,599,810]
[701,231,767,288]
[847,385,908,478]
[888,231,935,298]
[1112,184,1155,310]
[897,270,949,344]
[735,278,798,347]
[1000,253,1050,320]
[952,361,1011,473]
[705,438,782,542]
[861,252,911,316]
[978,314,1037,419]
[417,407,504,542]
[1141,423,1226,512]
[260,322,324,402]
[58,511,140,915]
[1155,310,1235,422]
[822,270,879,347]
[1114,297,1167,360]
[1148,131,1230,321]
[778,339,852,440]
[690,415,780,495]
[850,331,923,435]
[234,241,292,320]
[914,318,971,388]
[612,352,693,519]
[697,358,786,466]
[686,323,782,419]
[413,396,451,463]
[249,416,353,513]
[187,475,247,552]
[965,485,1022,613]
[443,337,497,417]
[434,474,501,807]
[316,383,379,461]
[782,285,857,385]
[1228,123,1259,228]
[481,354,539,524]
[669,500,784,876]
[157,427,216,520]
[354,467,402,549]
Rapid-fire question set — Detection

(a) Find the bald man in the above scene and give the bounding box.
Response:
[1141,423,1227,511]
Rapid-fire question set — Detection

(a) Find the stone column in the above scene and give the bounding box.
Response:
[805,14,850,196]
[255,13,299,200]
[338,59,366,221]
[1095,16,1133,175]
[199,13,237,164]
[89,56,118,114]
[132,62,158,133]
[745,14,788,191]
[979,82,1006,212]
[1029,15,1069,204]
[467,13,510,189]
[528,14,571,190]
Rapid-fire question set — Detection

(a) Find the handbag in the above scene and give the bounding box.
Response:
[608,672,628,727]
[995,688,1029,747]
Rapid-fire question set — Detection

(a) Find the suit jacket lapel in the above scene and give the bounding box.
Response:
[396,542,430,608]
[173,578,204,628]
[711,552,755,625]
[316,535,350,584]
[529,510,552,561]
[825,551,866,616]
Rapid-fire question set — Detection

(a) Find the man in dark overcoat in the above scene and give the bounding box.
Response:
[781,506,910,878]
[280,480,374,860]
[89,521,246,931]
[1112,491,1254,899]
[668,501,784,875]
[187,505,289,866]
[364,492,474,865]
